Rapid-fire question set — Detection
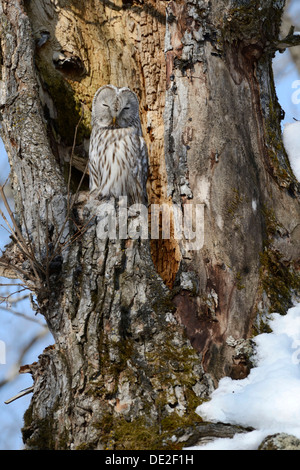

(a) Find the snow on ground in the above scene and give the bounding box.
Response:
[283,121,300,181]
[186,303,300,450]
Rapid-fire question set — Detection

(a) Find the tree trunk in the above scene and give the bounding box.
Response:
[0,0,299,450]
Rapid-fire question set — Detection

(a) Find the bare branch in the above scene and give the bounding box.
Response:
[276,26,300,51]
[0,185,45,278]
[0,305,45,325]
[4,386,34,405]
[0,328,48,390]
[67,103,85,214]
[0,288,29,305]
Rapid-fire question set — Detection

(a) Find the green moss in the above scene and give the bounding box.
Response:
[152,294,177,315]
[35,56,90,146]
[220,2,284,44]
[58,427,70,449]
[253,206,300,335]
[235,271,245,290]
[145,332,199,389]
[260,248,300,316]
[75,442,98,450]
[264,93,295,185]
[94,401,205,451]
[252,313,273,336]
[88,314,206,450]
[106,338,135,394]
[261,206,282,237]
[101,416,162,450]
[226,188,243,217]
[22,397,70,450]
[22,403,34,442]
[22,412,59,450]
[259,207,300,316]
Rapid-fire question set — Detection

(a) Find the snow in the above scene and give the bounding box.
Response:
[283,121,300,181]
[186,303,300,450]
[251,199,257,212]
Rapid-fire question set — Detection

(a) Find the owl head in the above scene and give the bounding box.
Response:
[92,85,140,129]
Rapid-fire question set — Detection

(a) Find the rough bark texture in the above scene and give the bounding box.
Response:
[164,0,300,380]
[0,0,300,450]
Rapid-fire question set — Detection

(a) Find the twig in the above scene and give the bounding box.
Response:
[3,293,29,304]
[0,283,27,287]
[54,213,96,255]
[276,25,300,51]
[21,206,45,282]
[71,160,89,205]
[45,199,50,291]
[0,261,37,284]
[0,186,30,254]
[4,386,34,404]
[36,204,42,262]
[0,305,45,325]
[0,288,29,304]
[0,328,48,390]
[49,109,88,264]
[0,104,88,300]
[0,186,45,277]
[67,103,84,214]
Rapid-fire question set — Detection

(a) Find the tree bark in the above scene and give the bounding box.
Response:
[0,0,300,450]
[281,3,300,75]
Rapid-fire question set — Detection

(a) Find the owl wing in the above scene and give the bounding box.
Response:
[88,126,103,193]
[123,132,148,205]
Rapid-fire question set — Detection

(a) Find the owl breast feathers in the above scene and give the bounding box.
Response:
[88,85,148,205]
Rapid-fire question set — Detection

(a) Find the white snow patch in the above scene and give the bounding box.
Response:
[251,199,257,212]
[186,303,300,450]
[283,121,300,181]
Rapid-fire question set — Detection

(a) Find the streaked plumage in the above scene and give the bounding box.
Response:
[88,85,148,204]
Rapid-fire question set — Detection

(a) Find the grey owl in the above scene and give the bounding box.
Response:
[88,85,148,205]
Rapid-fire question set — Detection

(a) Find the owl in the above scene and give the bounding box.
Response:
[88,85,148,205]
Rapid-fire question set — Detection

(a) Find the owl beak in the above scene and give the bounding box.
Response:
[112,116,117,127]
